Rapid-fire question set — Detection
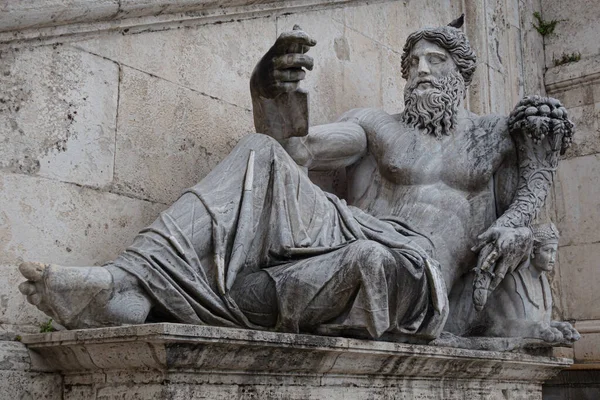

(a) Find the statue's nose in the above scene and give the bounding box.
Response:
[418,58,430,76]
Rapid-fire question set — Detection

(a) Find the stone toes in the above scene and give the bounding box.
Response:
[18,281,37,295]
[19,262,47,281]
[551,328,564,342]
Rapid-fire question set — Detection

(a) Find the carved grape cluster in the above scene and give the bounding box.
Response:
[508,95,574,154]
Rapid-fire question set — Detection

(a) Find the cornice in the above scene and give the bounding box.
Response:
[546,54,600,94]
[0,0,382,44]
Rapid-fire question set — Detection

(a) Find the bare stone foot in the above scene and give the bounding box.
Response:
[18,262,151,329]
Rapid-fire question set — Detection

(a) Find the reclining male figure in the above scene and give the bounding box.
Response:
[18,19,578,343]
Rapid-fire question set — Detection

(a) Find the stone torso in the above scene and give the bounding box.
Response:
[345,108,514,287]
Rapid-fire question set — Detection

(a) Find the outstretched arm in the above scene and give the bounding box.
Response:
[281,121,367,170]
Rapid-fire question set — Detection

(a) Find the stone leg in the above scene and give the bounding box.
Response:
[232,239,431,339]
[17,133,346,329]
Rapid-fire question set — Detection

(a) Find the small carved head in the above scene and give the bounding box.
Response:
[531,223,559,272]
[401,22,477,88]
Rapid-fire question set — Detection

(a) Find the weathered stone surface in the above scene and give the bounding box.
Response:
[543,369,600,400]
[0,172,164,267]
[276,8,346,125]
[21,324,570,399]
[76,16,274,111]
[0,0,119,32]
[572,320,600,363]
[554,154,600,247]
[0,341,62,400]
[0,45,118,188]
[556,243,600,321]
[557,101,600,159]
[112,66,254,204]
[541,0,600,69]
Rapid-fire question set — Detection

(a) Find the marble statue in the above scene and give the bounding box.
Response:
[477,223,579,342]
[17,16,579,346]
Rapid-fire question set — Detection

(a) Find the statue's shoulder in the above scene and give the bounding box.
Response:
[470,112,509,135]
[337,108,395,126]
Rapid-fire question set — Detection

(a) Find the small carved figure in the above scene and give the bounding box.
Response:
[17,17,577,347]
[474,223,580,343]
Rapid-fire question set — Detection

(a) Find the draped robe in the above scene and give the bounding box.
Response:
[110,134,449,339]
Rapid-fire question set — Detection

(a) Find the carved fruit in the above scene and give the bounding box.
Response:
[525,106,538,116]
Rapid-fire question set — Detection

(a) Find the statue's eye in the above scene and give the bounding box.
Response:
[411,57,419,66]
[429,55,446,64]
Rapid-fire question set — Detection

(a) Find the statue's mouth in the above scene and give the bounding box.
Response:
[417,78,432,87]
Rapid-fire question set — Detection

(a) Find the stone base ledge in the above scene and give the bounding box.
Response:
[21,323,572,399]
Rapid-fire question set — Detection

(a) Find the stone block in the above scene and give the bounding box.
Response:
[0,171,165,267]
[554,154,600,245]
[0,341,62,400]
[0,45,118,188]
[276,8,346,125]
[554,154,600,247]
[517,0,546,97]
[573,320,600,363]
[559,101,600,159]
[548,78,600,109]
[557,242,600,321]
[338,27,383,113]
[342,0,461,54]
[0,0,118,32]
[112,66,254,204]
[21,324,570,400]
[541,0,600,68]
[381,46,405,115]
[75,16,275,111]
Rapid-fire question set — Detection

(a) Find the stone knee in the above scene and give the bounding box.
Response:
[346,240,396,274]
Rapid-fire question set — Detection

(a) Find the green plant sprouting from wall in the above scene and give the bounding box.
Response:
[39,319,56,333]
[553,52,581,67]
[533,12,563,37]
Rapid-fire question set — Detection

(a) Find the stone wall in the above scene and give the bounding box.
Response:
[540,0,600,370]
[0,0,542,335]
[0,0,546,397]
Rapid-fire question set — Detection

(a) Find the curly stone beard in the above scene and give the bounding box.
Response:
[401,71,465,138]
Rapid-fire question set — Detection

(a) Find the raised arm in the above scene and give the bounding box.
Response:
[250,26,367,170]
[250,25,315,141]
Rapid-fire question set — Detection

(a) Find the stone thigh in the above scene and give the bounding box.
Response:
[235,239,432,339]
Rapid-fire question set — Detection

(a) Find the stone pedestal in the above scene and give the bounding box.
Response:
[21,323,570,399]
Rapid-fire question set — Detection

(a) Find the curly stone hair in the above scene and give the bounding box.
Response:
[401,26,477,87]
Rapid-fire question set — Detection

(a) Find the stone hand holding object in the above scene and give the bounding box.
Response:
[250,25,316,99]
[250,25,316,140]
[471,226,533,311]
[508,95,574,154]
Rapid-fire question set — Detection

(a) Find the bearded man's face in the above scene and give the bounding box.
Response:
[401,40,466,138]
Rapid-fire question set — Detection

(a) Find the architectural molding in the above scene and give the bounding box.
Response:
[0,0,386,44]
[546,54,600,94]
[574,319,600,334]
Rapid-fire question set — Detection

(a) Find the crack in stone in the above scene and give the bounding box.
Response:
[71,45,251,112]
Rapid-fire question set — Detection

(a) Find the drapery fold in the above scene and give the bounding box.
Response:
[110,134,448,339]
